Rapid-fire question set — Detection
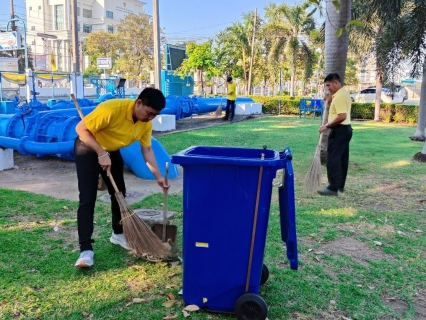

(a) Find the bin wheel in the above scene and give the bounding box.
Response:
[260,264,269,286]
[235,293,268,320]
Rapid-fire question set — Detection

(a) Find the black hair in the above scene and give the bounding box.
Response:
[324,73,342,84]
[137,87,166,111]
[227,76,233,82]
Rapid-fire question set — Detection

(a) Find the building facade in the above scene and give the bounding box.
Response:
[26,0,146,72]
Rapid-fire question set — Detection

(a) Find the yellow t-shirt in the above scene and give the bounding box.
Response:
[84,99,152,151]
[328,87,351,125]
[227,82,236,101]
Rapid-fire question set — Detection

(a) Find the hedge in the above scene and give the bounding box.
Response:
[247,95,419,124]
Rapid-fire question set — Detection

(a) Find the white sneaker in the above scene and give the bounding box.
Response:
[75,250,94,268]
[110,232,130,250]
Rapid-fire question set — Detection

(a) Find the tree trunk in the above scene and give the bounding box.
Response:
[290,54,297,97]
[374,76,383,122]
[411,61,426,141]
[320,0,351,165]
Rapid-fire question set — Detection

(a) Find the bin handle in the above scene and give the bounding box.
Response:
[245,166,263,293]
[279,147,293,160]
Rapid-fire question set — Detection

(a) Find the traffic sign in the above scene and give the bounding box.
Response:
[97,57,112,70]
[36,33,58,39]
[0,31,21,51]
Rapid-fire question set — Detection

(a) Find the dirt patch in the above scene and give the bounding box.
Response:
[317,236,394,267]
[382,288,426,319]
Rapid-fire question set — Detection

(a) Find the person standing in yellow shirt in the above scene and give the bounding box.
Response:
[318,73,353,196]
[73,88,169,268]
[224,76,237,121]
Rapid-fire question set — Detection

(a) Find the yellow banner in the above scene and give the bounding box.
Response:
[0,72,26,85]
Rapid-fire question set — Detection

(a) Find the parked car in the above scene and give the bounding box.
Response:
[350,87,404,103]
[396,86,408,101]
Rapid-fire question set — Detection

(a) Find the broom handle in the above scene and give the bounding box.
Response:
[162,162,169,242]
[70,93,85,120]
[108,173,120,194]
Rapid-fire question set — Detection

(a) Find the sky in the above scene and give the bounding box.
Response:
[4,0,297,44]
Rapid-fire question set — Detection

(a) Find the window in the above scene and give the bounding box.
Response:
[77,22,80,32]
[106,11,113,19]
[83,24,92,33]
[83,8,92,18]
[29,6,32,10]
[55,4,64,30]
[31,26,35,31]
[107,25,114,33]
[38,6,41,10]
[77,7,80,16]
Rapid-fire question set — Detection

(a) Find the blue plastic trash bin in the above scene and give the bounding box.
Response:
[171,146,298,320]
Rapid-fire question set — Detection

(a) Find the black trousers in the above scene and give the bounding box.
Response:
[327,125,353,192]
[74,138,126,252]
[225,99,236,120]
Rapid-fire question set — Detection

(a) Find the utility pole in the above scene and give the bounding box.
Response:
[10,0,16,58]
[153,0,162,91]
[71,0,80,73]
[247,8,257,95]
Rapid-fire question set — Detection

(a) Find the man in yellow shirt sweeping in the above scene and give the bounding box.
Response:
[318,73,353,196]
[73,87,169,267]
[224,76,237,121]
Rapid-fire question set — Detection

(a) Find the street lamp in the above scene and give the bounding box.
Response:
[6,18,28,70]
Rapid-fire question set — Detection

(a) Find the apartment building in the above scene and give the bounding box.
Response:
[26,0,146,72]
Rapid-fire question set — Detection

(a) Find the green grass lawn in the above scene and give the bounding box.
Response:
[1,116,425,319]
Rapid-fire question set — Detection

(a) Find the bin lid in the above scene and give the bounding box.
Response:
[171,146,285,167]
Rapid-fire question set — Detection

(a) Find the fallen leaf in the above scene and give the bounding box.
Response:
[314,256,320,262]
[184,305,200,312]
[308,248,313,252]
[162,300,176,308]
[373,241,382,246]
[163,315,178,320]
[165,284,178,289]
[397,230,405,235]
[167,293,176,300]
[168,273,177,278]
[125,302,133,307]
[63,206,69,210]
[182,310,190,317]
[53,226,59,232]
[314,251,325,255]
[133,298,146,303]
[170,261,180,267]
[330,300,336,305]
[413,229,423,233]
[368,285,375,290]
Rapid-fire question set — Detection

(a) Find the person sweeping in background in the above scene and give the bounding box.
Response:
[73,88,169,268]
[224,76,237,121]
[317,73,353,196]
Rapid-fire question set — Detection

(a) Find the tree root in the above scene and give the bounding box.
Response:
[413,152,426,162]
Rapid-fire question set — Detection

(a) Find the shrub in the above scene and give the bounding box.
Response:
[247,96,418,124]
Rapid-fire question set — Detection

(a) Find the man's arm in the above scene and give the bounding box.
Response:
[319,113,347,133]
[75,120,111,171]
[141,145,169,190]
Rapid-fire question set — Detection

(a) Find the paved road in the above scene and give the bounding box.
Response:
[403,98,420,105]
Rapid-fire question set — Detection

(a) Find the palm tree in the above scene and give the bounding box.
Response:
[370,0,426,150]
[319,0,351,163]
[264,1,316,97]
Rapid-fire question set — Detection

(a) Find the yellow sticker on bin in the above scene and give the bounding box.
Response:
[203,298,208,303]
[195,242,209,248]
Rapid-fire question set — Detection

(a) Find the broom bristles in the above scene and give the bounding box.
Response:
[115,192,171,260]
[304,144,322,193]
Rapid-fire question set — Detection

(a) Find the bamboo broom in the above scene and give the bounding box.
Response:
[304,100,329,193]
[71,94,171,260]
